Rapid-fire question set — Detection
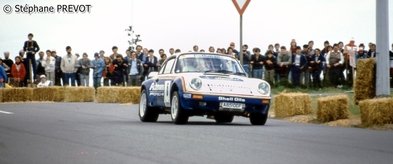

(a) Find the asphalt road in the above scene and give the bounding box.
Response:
[0,103,392,164]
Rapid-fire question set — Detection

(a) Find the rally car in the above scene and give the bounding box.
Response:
[138,53,271,125]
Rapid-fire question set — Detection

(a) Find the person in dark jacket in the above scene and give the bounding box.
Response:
[36,51,46,79]
[250,48,265,79]
[23,33,40,79]
[264,50,276,86]
[142,49,158,80]
[310,49,326,89]
[0,59,8,88]
[3,52,13,78]
[51,50,63,86]
[112,55,128,86]
[291,46,307,88]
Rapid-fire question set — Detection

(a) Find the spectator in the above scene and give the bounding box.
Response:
[291,46,307,88]
[310,49,325,89]
[0,58,11,82]
[290,39,297,54]
[159,53,167,66]
[23,33,40,79]
[242,44,251,76]
[110,46,121,61]
[338,41,345,53]
[169,48,175,56]
[264,50,276,86]
[227,47,236,58]
[208,46,215,53]
[326,44,344,88]
[274,43,280,57]
[11,56,26,87]
[390,43,393,81]
[136,45,145,62]
[344,39,357,87]
[128,51,143,86]
[277,46,292,85]
[200,49,205,52]
[99,50,105,58]
[302,44,312,88]
[37,75,52,88]
[143,49,158,80]
[78,53,91,86]
[112,55,128,86]
[60,46,78,86]
[216,49,222,54]
[158,49,165,57]
[52,50,63,86]
[103,57,115,86]
[92,53,105,89]
[19,50,29,87]
[308,41,315,56]
[3,52,13,78]
[0,59,8,88]
[250,48,264,79]
[193,45,199,52]
[321,40,330,56]
[42,50,56,84]
[36,51,46,79]
[175,49,181,53]
[367,43,376,58]
[356,46,368,59]
[229,42,239,58]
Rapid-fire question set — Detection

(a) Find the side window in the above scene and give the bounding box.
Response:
[163,59,175,74]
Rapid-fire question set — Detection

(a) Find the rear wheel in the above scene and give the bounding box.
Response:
[139,90,159,122]
[171,91,189,124]
[214,113,234,123]
[249,113,267,125]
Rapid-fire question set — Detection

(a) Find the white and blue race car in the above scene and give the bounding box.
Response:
[139,53,271,125]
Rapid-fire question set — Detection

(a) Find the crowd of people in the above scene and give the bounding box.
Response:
[1,33,393,90]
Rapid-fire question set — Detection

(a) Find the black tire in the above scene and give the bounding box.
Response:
[214,113,234,123]
[171,91,189,124]
[139,89,159,122]
[249,112,267,125]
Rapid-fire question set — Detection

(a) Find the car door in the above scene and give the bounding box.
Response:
[155,57,176,107]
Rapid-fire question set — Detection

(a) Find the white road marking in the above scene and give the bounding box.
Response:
[0,110,14,115]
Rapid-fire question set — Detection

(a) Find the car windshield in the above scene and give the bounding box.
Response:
[174,54,246,76]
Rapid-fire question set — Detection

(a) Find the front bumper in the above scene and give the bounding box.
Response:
[180,93,270,115]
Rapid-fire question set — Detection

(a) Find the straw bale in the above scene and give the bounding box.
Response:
[354,58,376,104]
[317,95,349,122]
[2,88,34,102]
[359,98,393,126]
[64,87,95,102]
[96,87,140,103]
[274,93,312,118]
[31,87,65,102]
[0,89,3,102]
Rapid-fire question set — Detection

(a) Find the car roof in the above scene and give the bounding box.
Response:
[169,52,236,59]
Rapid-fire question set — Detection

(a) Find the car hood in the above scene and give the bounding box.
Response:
[181,73,270,97]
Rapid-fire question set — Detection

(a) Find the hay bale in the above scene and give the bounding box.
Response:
[130,87,141,104]
[96,87,140,103]
[64,87,95,102]
[32,87,65,102]
[0,89,3,103]
[359,98,393,126]
[354,58,376,104]
[274,93,312,118]
[2,88,34,102]
[317,95,349,122]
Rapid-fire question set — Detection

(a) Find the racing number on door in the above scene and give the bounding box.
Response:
[164,81,171,107]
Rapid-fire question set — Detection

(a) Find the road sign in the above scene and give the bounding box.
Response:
[232,0,251,16]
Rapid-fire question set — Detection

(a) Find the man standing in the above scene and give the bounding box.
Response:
[169,48,175,56]
[291,46,307,88]
[77,53,91,86]
[344,39,358,87]
[92,53,105,89]
[277,46,292,86]
[60,46,78,86]
[310,49,326,89]
[0,59,8,88]
[23,33,40,80]
[110,46,121,61]
[3,52,13,79]
[42,50,56,84]
[242,44,251,76]
[52,50,63,86]
[327,44,345,88]
[128,51,142,86]
[143,49,158,80]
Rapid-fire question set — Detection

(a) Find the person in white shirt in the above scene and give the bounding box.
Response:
[326,44,345,88]
[60,46,78,86]
[37,74,52,88]
[42,50,56,84]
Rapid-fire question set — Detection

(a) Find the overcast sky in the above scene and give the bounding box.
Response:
[0,0,392,59]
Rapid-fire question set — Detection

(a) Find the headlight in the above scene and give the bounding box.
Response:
[189,78,202,90]
[258,82,270,95]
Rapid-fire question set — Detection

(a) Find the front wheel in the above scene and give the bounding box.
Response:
[171,91,189,124]
[139,89,159,122]
[249,113,267,125]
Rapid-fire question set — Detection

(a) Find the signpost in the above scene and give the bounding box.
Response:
[376,0,390,97]
[232,0,251,65]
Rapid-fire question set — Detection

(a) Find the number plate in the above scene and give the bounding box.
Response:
[219,102,245,112]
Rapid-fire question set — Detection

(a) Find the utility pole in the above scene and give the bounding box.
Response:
[376,0,390,97]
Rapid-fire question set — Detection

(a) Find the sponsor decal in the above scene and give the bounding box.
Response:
[149,83,165,91]
[218,96,245,102]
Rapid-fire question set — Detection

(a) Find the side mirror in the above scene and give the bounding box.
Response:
[147,72,158,79]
